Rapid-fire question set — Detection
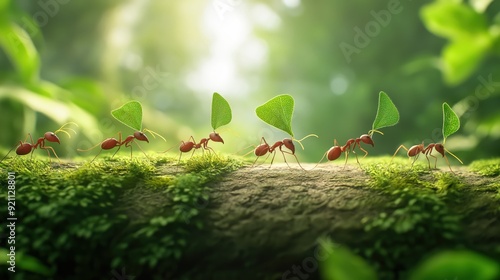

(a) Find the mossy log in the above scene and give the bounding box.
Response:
[168,164,500,279]
[1,158,499,280]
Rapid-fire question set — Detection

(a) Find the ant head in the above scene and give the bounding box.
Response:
[134,131,149,143]
[434,143,445,157]
[44,132,60,144]
[359,134,374,146]
[209,132,224,144]
[283,138,295,153]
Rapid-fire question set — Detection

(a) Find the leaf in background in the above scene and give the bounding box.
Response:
[256,94,295,137]
[441,35,491,85]
[470,0,493,13]
[0,21,40,84]
[320,243,378,280]
[211,92,232,130]
[442,102,460,143]
[0,248,52,276]
[0,85,101,143]
[409,250,500,280]
[372,91,400,131]
[111,101,143,131]
[420,2,488,40]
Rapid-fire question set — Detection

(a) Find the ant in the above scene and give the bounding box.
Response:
[163,131,224,164]
[178,131,224,161]
[78,129,164,162]
[250,134,317,170]
[392,142,463,173]
[0,122,78,162]
[315,132,378,169]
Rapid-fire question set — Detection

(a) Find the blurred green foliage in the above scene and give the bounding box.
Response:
[0,0,499,162]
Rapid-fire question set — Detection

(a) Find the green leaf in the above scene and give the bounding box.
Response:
[0,20,40,84]
[409,250,500,280]
[0,248,52,276]
[211,92,232,130]
[421,2,488,40]
[320,243,378,280]
[372,91,400,131]
[111,101,143,131]
[441,35,491,85]
[255,94,295,137]
[442,102,460,142]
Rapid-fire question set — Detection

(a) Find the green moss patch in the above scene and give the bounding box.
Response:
[0,154,240,280]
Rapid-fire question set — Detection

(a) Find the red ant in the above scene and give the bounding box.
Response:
[392,142,463,173]
[163,131,224,164]
[250,134,317,170]
[78,129,164,162]
[315,132,378,169]
[0,122,78,162]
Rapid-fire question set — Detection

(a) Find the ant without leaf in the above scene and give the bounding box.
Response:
[0,122,78,162]
[78,129,164,162]
[392,142,463,173]
[315,131,379,169]
[163,131,224,164]
[250,134,317,170]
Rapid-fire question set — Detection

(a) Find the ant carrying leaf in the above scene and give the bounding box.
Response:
[316,91,400,168]
[78,101,165,162]
[392,102,463,173]
[163,92,232,164]
[253,94,318,170]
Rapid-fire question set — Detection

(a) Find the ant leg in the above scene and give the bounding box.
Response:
[281,150,305,170]
[312,152,327,170]
[358,146,369,159]
[134,142,150,161]
[89,149,103,163]
[410,153,420,168]
[442,154,454,173]
[252,155,261,167]
[342,151,349,170]
[111,146,122,159]
[254,152,272,168]
[268,151,277,169]
[391,145,408,163]
[41,145,61,163]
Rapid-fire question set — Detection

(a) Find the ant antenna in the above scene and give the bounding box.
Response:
[143,128,167,142]
[368,129,384,137]
[55,122,79,138]
[293,134,319,150]
[444,148,463,165]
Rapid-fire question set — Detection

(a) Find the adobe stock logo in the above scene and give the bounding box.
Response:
[339,0,404,63]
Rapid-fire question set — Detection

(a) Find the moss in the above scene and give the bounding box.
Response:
[469,158,500,177]
[0,154,240,280]
[359,157,463,279]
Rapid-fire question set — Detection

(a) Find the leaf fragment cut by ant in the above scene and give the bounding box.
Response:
[372,91,400,132]
[256,94,294,137]
[111,101,143,131]
[211,92,232,130]
[442,102,460,143]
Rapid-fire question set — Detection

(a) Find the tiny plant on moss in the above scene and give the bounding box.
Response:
[253,94,317,169]
[78,101,165,162]
[392,102,463,172]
